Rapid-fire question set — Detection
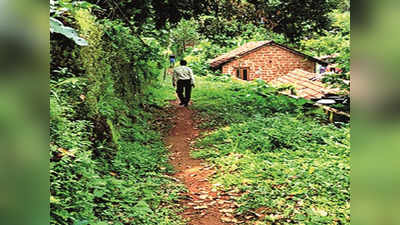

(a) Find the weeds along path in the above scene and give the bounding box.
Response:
[165,99,240,225]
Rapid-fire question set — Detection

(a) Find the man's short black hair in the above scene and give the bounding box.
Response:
[180,60,187,66]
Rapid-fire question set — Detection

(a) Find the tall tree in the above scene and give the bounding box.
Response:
[247,0,336,41]
[196,0,336,42]
[85,0,336,42]
[170,19,200,56]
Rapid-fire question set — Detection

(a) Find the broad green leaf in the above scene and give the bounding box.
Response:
[50,17,88,46]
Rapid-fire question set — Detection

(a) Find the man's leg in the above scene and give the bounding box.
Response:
[176,80,185,104]
[184,80,192,106]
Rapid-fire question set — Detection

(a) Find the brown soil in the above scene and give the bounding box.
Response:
[165,99,243,225]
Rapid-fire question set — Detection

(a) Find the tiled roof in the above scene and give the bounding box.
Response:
[270,69,341,100]
[209,41,271,68]
[209,41,327,68]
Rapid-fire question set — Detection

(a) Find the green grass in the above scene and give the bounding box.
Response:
[143,74,177,107]
[191,76,350,224]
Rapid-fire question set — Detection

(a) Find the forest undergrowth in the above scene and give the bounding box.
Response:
[190,77,350,224]
[50,5,185,224]
[50,75,186,225]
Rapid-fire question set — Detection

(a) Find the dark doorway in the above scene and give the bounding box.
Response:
[236,68,249,80]
[243,69,248,80]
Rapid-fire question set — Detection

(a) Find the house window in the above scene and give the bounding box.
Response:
[236,68,249,80]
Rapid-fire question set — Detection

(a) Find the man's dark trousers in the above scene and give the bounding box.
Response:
[176,79,192,105]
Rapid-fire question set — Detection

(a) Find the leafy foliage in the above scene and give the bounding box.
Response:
[248,0,335,41]
[82,0,341,42]
[301,11,350,91]
[193,0,336,42]
[50,73,185,224]
[192,77,313,128]
[193,116,350,224]
[170,19,200,56]
[50,3,185,225]
[191,78,350,224]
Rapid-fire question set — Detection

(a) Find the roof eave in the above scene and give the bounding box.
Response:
[209,41,273,68]
[270,41,328,66]
[209,40,328,67]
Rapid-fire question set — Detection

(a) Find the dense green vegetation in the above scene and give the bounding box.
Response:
[50,77,182,225]
[301,10,350,91]
[50,70,184,225]
[191,78,312,128]
[50,1,182,224]
[190,77,350,224]
[50,0,349,224]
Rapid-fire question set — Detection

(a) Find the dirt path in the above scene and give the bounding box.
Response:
[165,100,241,225]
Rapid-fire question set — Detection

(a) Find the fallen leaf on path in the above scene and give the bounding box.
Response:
[220,208,235,213]
[249,210,262,217]
[221,216,238,223]
[194,205,208,209]
[199,194,208,200]
[208,201,216,206]
[186,167,202,173]
[233,202,241,207]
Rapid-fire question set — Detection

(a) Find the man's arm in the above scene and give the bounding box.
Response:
[172,69,177,87]
[189,68,195,86]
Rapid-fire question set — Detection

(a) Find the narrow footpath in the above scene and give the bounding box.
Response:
[165,100,241,225]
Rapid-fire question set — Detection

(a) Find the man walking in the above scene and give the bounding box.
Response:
[172,60,195,107]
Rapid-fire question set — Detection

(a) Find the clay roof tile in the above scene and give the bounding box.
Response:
[272,69,341,100]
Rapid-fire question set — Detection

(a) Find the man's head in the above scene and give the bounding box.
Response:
[180,60,187,66]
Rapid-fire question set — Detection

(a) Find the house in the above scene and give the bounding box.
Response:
[209,41,327,81]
